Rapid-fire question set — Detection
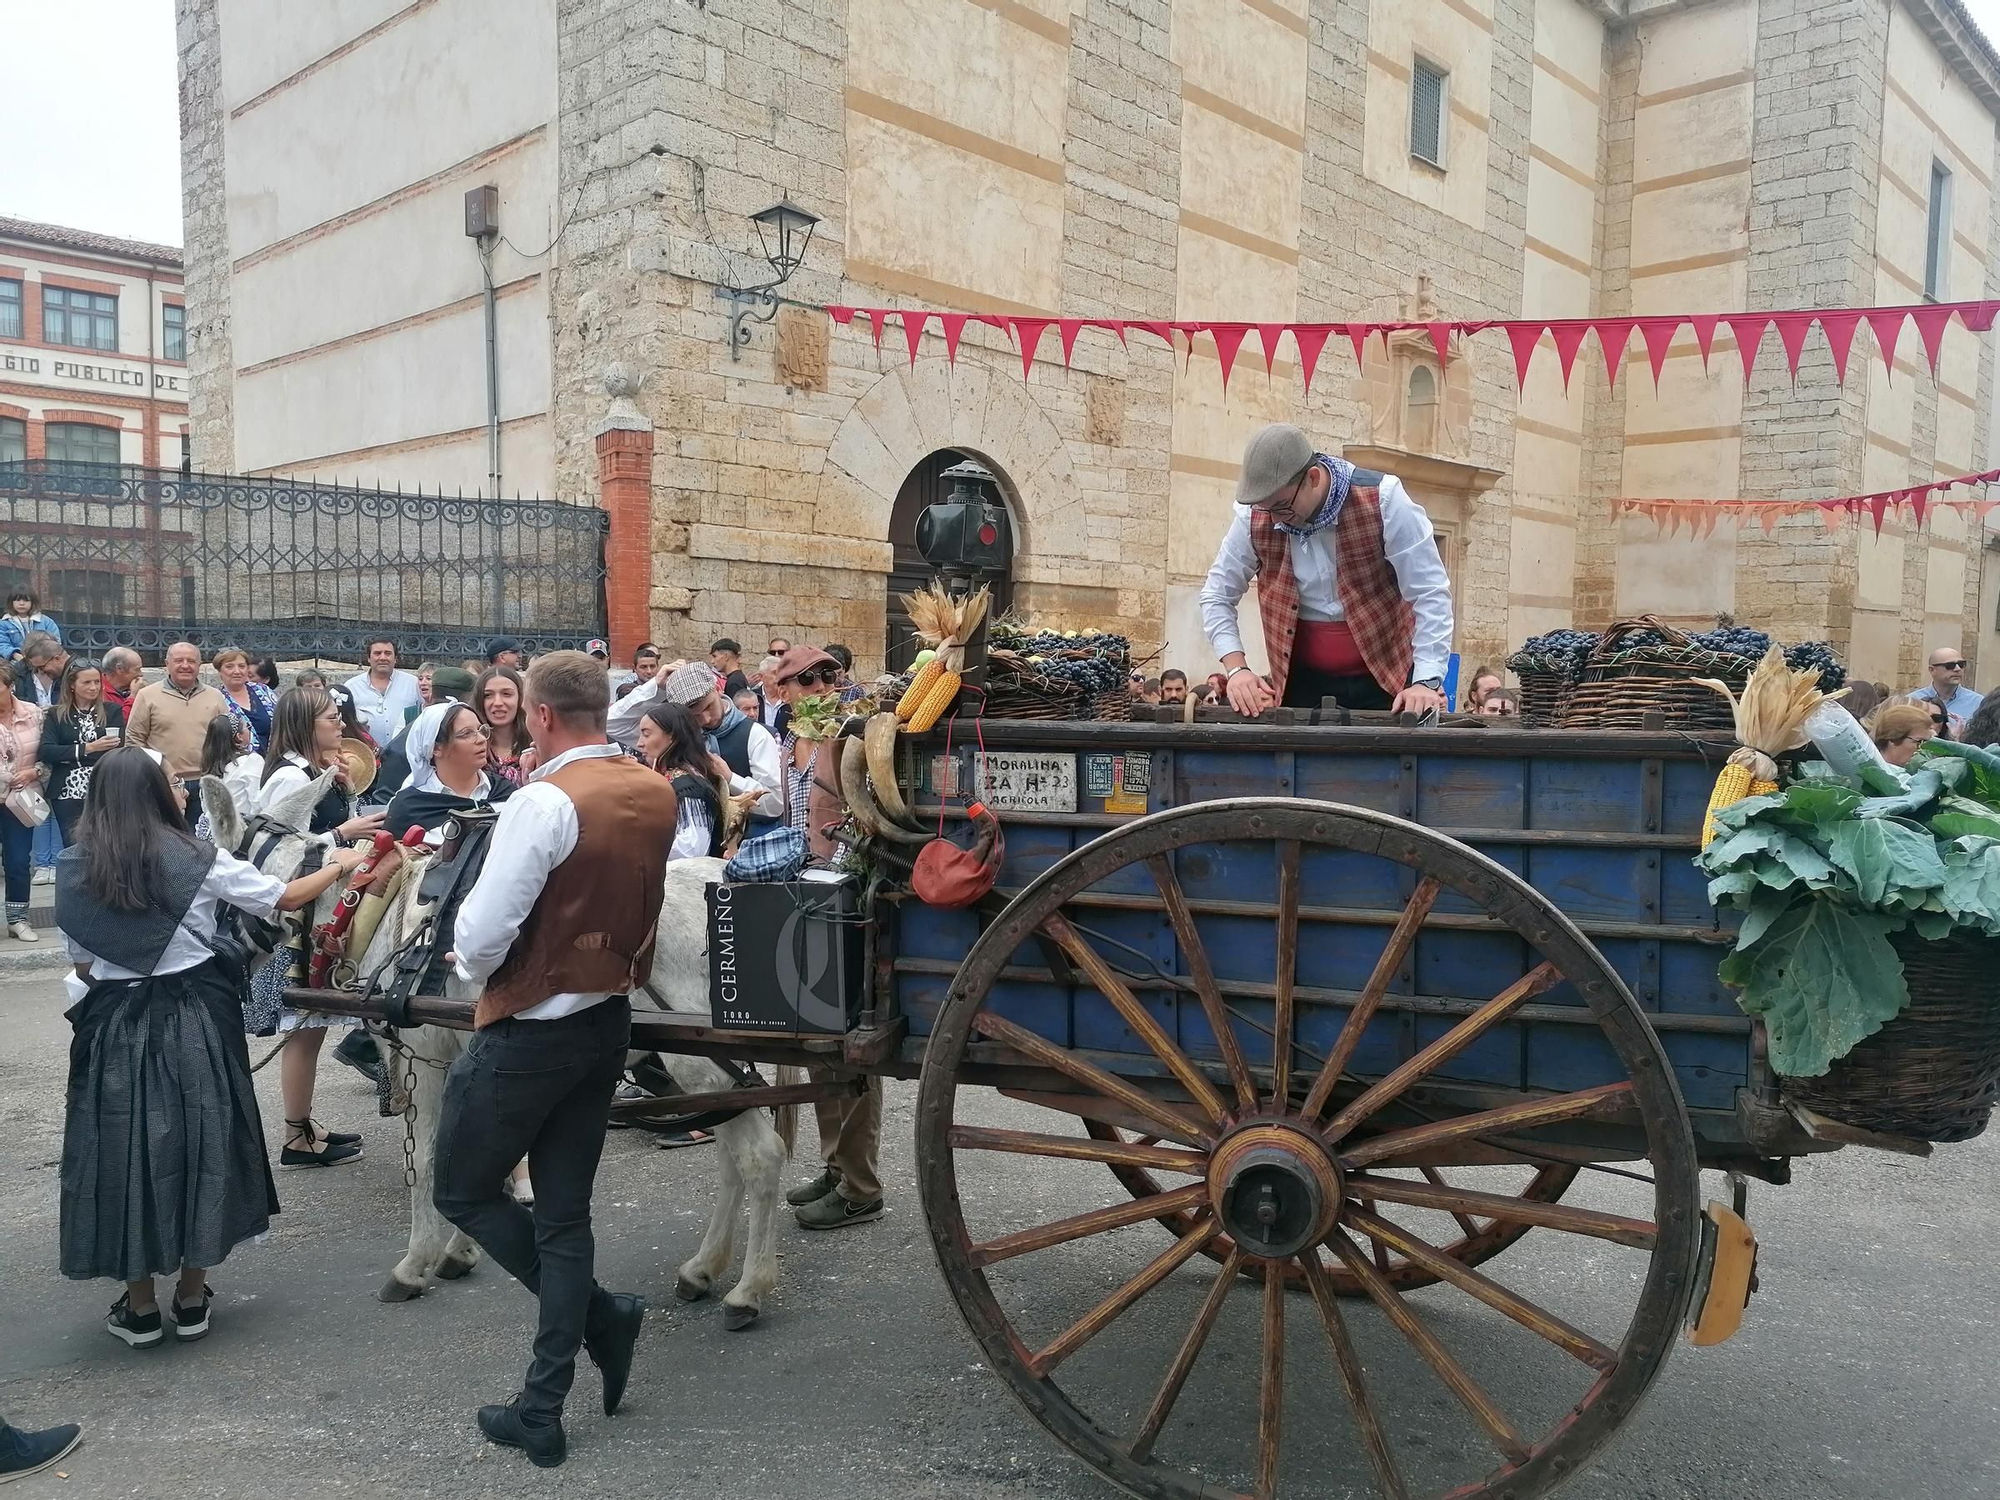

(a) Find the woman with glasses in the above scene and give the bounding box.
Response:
[1871,703,1938,768]
[383,701,511,841]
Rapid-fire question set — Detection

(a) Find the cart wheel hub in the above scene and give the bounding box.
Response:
[1208,1121,1342,1260]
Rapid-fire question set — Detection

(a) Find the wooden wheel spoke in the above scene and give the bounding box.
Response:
[1040,913,1232,1128]
[974,1010,1214,1146]
[1322,960,1562,1143]
[950,1124,1206,1175]
[1349,1171,1658,1250]
[1255,1258,1285,1500]
[1419,1166,1482,1236]
[1271,839,1300,1109]
[1030,1219,1220,1375]
[1341,1080,1637,1170]
[1129,1248,1242,1461]
[1299,1249,1411,1500]
[970,1183,1210,1267]
[1147,855,1257,1111]
[1348,1206,1619,1372]
[1327,1228,1530,1464]
[1300,876,1441,1120]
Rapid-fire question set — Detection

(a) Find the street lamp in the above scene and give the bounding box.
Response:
[717,198,820,360]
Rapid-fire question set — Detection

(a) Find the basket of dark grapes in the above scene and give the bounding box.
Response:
[1505,628,1596,727]
[1557,615,1756,731]
[985,622,1132,721]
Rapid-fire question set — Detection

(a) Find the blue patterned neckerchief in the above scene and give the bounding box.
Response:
[1273,454,1354,538]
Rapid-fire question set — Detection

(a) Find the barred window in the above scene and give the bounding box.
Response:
[44,421,122,468]
[1925,160,1952,300]
[1410,57,1448,169]
[43,285,118,351]
[163,303,185,361]
[0,280,20,341]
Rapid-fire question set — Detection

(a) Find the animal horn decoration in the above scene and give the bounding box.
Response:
[308,830,400,987]
[864,711,920,829]
[839,732,928,844]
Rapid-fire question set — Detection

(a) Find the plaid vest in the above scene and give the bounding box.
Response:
[1249,479,1415,699]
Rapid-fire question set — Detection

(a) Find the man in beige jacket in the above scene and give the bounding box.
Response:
[125,642,229,815]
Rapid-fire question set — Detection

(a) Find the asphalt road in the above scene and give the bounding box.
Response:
[2,969,1996,1500]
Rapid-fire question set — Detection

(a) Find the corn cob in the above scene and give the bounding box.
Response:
[897,656,945,722]
[1702,762,1756,847]
[902,666,963,732]
[1695,643,1844,846]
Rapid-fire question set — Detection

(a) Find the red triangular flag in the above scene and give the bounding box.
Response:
[1961,300,2000,333]
[1688,314,1720,372]
[1345,323,1375,370]
[899,310,928,366]
[1011,318,1051,379]
[865,309,890,349]
[1819,311,1861,385]
[1910,486,1931,527]
[1725,315,1771,384]
[1130,321,1174,348]
[1257,324,1288,376]
[1292,325,1333,397]
[1055,318,1087,367]
[1427,321,1454,367]
[1866,309,1905,379]
[1759,503,1781,534]
[827,306,856,326]
[1771,313,1815,382]
[1868,493,1891,534]
[1505,322,1546,391]
[1207,323,1250,392]
[1550,321,1591,391]
[938,312,969,364]
[1911,303,1955,376]
[1636,318,1679,391]
[1596,318,1635,392]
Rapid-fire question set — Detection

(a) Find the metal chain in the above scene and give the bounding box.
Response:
[401,1044,419,1192]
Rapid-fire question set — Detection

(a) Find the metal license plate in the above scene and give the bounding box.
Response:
[971,751,1079,813]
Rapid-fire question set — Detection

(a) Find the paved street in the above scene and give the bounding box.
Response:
[2,968,1997,1500]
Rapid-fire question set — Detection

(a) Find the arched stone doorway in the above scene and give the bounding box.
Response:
[886,449,1017,670]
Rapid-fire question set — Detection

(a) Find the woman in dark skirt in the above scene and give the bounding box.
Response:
[55,748,369,1348]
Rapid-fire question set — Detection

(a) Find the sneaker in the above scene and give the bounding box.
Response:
[332,1030,383,1085]
[476,1397,566,1468]
[171,1284,213,1342]
[0,1420,82,1484]
[105,1293,164,1349]
[795,1190,884,1231]
[6,921,36,943]
[785,1167,842,1207]
[31,866,53,886]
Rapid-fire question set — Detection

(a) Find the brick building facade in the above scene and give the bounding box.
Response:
[180,0,2000,685]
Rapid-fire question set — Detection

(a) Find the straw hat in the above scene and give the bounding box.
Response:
[337,737,378,795]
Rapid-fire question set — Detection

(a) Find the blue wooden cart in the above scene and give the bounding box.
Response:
[867,717,1803,1500]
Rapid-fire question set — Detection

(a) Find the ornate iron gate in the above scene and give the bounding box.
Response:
[0,464,607,661]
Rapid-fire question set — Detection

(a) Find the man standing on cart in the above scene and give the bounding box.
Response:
[1200,422,1454,718]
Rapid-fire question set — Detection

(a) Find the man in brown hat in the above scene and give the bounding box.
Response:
[1200,423,1453,718]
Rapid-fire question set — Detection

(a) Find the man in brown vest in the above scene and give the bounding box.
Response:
[433,651,679,1467]
[1200,423,1455,718]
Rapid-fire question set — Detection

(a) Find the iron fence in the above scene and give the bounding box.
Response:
[0,463,607,662]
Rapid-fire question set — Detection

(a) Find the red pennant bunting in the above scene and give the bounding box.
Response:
[1256,324,1288,375]
[1865,309,1905,379]
[1550,321,1591,391]
[899,310,928,366]
[1344,323,1374,371]
[1759,504,1781,534]
[1205,323,1252,392]
[1011,318,1051,379]
[1910,303,1955,376]
[1506,323,1546,391]
[1819,311,1862,384]
[1428,322,1454,367]
[1868,493,1891,534]
[1292,324,1333,396]
[1725,314,1771,384]
[1130,321,1175,348]
[1636,318,1680,390]
[1688,315,1720,372]
[865,308,890,349]
[1771,313,1815,382]
[1596,318,1635,391]
[1963,301,2000,333]
[1055,318,1087,367]
[938,312,969,364]
[827,306,856,326]
[1910,487,1930,527]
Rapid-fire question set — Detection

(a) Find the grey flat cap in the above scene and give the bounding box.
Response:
[1234,423,1315,507]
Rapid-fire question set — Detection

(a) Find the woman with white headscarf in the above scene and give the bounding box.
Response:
[383,701,510,841]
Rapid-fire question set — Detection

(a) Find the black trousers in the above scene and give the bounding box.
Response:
[1281,664,1393,711]
[433,998,631,1418]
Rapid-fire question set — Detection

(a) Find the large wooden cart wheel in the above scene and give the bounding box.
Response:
[916,799,1700,1500]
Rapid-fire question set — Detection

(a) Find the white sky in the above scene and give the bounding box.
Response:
[6,0,2000,251]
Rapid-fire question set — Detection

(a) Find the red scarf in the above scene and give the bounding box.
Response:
[1249,483,1414,698]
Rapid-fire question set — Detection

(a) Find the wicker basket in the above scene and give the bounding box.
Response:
[1783,930,2000,1142]
[1092,689,1132,722]
[1555,616,1750,733]
[1504,653,1575,728]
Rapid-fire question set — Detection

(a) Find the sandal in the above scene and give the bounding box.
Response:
[281,1116,362,1169]
[655,1129,714,1150]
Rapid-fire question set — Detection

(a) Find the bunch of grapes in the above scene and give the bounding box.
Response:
[1784,641,1846,691]
[1511,628,1598,680]
[1689,625,1773,661]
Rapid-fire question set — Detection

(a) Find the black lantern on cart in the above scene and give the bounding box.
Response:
[913,458,1011,682]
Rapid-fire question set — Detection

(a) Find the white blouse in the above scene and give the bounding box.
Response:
[67,849,287,981]
[219,753,264,822]
[257,752,342,845]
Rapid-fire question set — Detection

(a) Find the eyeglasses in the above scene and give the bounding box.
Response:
[449,724,490,744]
[788,668,834,688]
[1935,660,1967,671]
[1249,466,1312,515]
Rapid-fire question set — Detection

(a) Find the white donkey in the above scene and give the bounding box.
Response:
[321,832,800,1330]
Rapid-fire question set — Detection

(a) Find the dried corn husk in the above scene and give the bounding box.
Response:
[1695,646,1847,843]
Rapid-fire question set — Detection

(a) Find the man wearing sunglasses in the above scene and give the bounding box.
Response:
[1200,423,1454,719]
[1909,646,1982,736]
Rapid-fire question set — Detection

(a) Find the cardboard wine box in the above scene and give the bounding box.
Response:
[705,877,865,1035]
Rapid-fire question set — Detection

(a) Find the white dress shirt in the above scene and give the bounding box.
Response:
[220,753,265,822]
[68,850,286,981]
[608,678,783,817]
[452,741,630,1020]
[671,799,714,861]
[1199,473,1455,684]
[343,669,423,745]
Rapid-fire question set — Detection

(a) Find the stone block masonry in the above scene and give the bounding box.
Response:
[177,0,233,472]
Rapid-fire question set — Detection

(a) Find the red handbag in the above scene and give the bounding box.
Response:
[911,800,1004,909]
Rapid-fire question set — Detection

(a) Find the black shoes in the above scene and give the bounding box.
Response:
[584,1292,646,1416]
[171,1285,213,1343]
[105,1294,163,1349]
[0,1419,82,1484]
[333,1030,384,1085]
[477,1398,566,1468]
[280,1117,362,1169]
